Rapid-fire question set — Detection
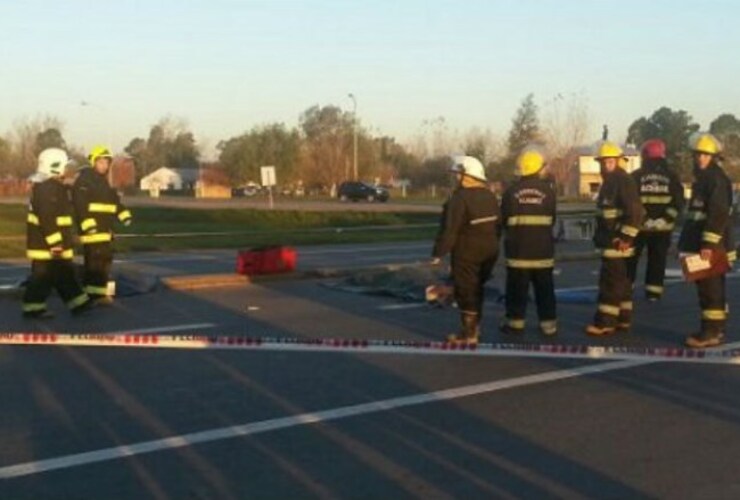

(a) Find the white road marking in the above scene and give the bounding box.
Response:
[0,359,646,479]
[378,303,429,310]
[104,324,216,335]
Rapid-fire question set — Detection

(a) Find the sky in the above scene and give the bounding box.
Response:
[1,0,739,158]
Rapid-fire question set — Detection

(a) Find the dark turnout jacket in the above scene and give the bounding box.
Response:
[433,187,500,262]
[26,179,76,260]
[631,159,685,232]
[72,167,131,244]
[501,175,557,268]
[678,162,736,260]
[593,167,644,256]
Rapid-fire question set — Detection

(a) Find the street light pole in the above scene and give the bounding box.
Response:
[348,93,358,181]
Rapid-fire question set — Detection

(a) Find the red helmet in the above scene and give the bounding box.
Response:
[641,139,666,160]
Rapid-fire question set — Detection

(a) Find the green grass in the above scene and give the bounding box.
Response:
[0,204,438,258]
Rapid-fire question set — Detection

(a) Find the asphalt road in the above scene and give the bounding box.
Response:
[0,243,739,499]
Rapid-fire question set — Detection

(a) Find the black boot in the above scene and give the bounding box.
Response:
[447,313,480,344]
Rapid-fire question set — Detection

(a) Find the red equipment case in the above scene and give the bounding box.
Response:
[236,246,297,275]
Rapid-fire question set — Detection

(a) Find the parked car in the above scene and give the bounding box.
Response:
[337,182,390,202]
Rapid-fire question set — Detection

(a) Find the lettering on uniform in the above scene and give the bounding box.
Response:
[641,182,669,194]
[515,188,546,205]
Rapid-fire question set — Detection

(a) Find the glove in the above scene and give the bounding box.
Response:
[430,257,442,267]
[613,238,631,252]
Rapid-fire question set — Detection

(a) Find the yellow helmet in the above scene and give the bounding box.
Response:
[88,145,113,166]
[689,132,721,155]
[595,141,624,160]
[516,148,546,177]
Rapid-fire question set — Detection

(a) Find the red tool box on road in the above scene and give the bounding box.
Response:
[236,246,297,275]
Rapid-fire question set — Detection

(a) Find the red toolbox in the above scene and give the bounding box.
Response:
[236,246,297,275]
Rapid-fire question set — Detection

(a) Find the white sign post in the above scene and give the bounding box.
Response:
[261,166,277,209]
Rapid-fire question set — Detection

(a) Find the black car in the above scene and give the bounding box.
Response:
[337,182,390,202]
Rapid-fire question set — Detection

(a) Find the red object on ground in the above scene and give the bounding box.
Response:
[236,246,297,275]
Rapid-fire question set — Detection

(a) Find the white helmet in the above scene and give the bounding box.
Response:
[450,155,487,181]
[30,148,69,182]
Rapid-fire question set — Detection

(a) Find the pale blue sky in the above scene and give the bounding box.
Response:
[1,0,738,157]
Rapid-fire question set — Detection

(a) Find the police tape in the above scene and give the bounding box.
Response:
[1,332,739,365]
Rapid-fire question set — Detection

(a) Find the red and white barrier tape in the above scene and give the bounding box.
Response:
[1,332,739,365]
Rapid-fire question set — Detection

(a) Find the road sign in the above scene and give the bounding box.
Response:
[261,166,276,187]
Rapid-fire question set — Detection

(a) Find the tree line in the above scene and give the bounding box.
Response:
[2,98,739,191]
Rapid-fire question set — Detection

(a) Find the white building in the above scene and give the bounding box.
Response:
[139,167,199,191]
[569,145,641,198]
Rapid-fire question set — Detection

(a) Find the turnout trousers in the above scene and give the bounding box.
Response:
[451,254,497,317]
[504,267,556,332]
[22,259,88,314]
[594,256,633,328]
[627,232,671,298]
[83,242,113,299]
[696,274,727,335]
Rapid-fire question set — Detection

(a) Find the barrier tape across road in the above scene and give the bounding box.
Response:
[1,332,739,365]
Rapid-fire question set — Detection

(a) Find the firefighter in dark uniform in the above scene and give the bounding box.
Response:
[72,145,132,304]
[679,133,735,348]
[432,155,500,344]
[627,139,685,301]
[586,142,645,336]
[22,148,91,318]
[500,148,557,336]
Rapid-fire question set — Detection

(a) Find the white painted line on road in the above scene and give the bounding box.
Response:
[113,255,220,264]
[0,358,647,479]
[104,324,216,335]
[378,303,429,310]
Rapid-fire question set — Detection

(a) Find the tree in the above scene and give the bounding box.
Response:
[0,137,11,176]
[498,93,541,180]
[218,123,301,185]
[626,107,700,179]
[507,94,541,157]
[125,117,201,179]
[2,116,65,178]
[710,113,740,180]
[299,105,354,186]
[35,128,67,153]
[541,92,591,194]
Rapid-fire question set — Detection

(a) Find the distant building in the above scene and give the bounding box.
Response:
[139,167,199,191]
[568,145,641,198]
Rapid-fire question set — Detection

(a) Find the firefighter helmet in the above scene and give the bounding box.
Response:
[516,148,546,177]
[34,148,69,181]
[88,145,113,165]
[689,132,722,155]
[641,139,666,160]
[450,155,487,181]
[595,141,624,160]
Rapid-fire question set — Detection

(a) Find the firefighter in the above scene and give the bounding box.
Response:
[500,147,557,336]
[586,141,644,336]
[678,133,735,348]
[627,139,685,301]
[432,155,500,344]
[72,145,132,304]
[22,148,91,318]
